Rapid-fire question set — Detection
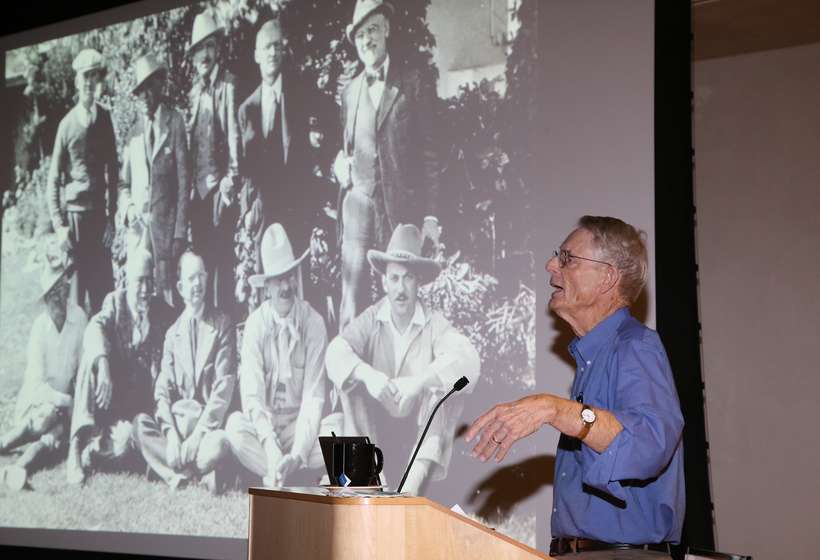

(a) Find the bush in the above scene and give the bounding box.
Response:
[419,253,535,390]
[2,159,53,247]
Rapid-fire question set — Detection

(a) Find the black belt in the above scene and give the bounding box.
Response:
[550,537,671,556]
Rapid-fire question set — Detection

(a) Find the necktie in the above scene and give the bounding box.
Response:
[147,117,155,156]
[190,315,198,359]
[133,312,147,347]
[272,313,298,384]
[265,93,279,139]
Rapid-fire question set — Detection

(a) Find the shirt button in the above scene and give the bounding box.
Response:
[553,508,557,513]
[586,360,591,365]
[561,472,566,478]
[580,367,585,372]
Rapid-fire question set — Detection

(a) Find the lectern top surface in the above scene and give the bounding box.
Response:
[248,486,430,506]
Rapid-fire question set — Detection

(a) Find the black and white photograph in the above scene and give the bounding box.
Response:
[8,1,813,560]
[1,0,543,549]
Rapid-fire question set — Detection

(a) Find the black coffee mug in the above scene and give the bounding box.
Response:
[332,441,384,486]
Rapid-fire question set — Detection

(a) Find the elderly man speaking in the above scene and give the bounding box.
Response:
[466,216,684,558]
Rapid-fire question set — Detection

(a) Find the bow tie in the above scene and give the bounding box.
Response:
[365,66,385,86]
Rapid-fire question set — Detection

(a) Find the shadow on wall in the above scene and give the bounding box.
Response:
[465,455,555,523]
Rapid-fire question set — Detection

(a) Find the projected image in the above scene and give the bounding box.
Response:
[1,0,539,544]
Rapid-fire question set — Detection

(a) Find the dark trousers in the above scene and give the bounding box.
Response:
[191,190,238,317]
[67,209,112,315]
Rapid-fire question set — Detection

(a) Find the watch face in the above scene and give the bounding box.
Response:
[581,407,596,423]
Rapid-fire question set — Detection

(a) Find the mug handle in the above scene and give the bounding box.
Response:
[373,446,384,475]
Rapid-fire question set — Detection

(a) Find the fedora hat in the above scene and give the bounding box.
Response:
[367,224,440,284]
[346,0,394,43]
[248,223,309,288]
[132,54,166,94]
[187,12,223,55]
[72,48,105,75]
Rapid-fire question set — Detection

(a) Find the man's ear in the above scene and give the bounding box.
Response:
[599,264,620,296]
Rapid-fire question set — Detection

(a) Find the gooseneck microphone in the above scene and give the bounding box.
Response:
[396,376,470,494]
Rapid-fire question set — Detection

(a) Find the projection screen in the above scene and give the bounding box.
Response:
[0,1,655,557]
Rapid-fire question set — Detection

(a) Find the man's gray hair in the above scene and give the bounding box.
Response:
[578,215,648,305]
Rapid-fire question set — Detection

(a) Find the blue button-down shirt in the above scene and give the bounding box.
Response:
[551,308,685,544]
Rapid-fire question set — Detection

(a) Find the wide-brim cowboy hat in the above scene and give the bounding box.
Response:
[367,223,441,284]
[346,0,394,43]
[132,54,166,94]
[187,12,223,55]
[248,223,309,288]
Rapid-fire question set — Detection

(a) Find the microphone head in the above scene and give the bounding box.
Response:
[453,376,469,391]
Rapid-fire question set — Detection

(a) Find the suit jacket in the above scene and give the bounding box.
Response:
[120,103,190,299]
[341,62,440,230]
[154,306,236,438]
[188,66,240,196]
[238,68,315,251]
[71,290,174,438]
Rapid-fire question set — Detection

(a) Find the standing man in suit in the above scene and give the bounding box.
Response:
[134,252,236,492]
[239,19,332,313]
[187,12,241,314]
[120,55,189,307]
[46,48,118,314]
[336,0,441,330]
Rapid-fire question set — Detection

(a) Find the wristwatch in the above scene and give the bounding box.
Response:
[578,404,596,440]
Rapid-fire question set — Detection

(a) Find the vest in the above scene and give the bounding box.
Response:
[192,92,220,200]
[351,83,380,197]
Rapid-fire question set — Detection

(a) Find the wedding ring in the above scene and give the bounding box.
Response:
[491,435,503,445]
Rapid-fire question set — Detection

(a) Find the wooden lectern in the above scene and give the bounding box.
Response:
[248,487,549,560]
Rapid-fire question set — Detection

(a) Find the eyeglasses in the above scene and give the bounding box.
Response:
[552,249,612,268]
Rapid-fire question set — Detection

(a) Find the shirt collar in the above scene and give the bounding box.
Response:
[202,64,220,89]
[367,55,390,82]
[263,298,301,327]
[570,307,630,365]
[76,102,97,122]
[145,103,163,127]
[262,74,283,101]
[376,298,426,330]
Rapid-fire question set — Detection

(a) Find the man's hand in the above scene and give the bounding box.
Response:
[332,150,352,189]
[422,217,441,246]
[465,394,555,463]
[94,357,113,410]
[166,431,182,470]
[392,376,427,417]
[103,220,115,249]
[359,367,398,403]
[180,430,204,467]
[275,453,302,485]
[263,437,285,487]
[56,226,73,252]
[125,204,139,227]
[218,175,235,207]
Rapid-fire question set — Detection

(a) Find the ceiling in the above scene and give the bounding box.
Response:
[693,0,820,60]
